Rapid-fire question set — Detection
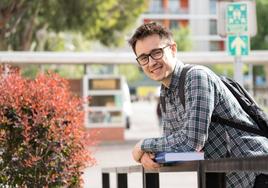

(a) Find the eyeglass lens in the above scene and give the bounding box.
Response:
[137,48,164,65]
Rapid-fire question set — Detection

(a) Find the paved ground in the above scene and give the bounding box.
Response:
[82,100,197,188]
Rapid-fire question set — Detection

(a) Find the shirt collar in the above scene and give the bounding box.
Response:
[161,60,184,94]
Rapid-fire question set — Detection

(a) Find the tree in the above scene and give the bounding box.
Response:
[172,27,192,51]
[251,0,268,50]
[118,64,143,83]
[0,0,147,50]
[251,0,268,88]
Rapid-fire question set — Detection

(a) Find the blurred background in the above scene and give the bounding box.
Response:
[1,0,268,187]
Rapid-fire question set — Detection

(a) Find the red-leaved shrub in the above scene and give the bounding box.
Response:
[0,66,95,187]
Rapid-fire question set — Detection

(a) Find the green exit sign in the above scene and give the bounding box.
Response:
[228,35,249,56]
[226,3,248,34]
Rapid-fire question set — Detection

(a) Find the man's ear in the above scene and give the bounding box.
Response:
[170,43,177,57]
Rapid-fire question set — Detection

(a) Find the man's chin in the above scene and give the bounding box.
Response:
[151,76,163,82]
[147,73,163,82]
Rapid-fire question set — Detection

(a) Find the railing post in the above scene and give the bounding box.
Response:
[205,173,226,188]
[117,173,128,188]
[197,161,204,188]
[102,173,110,188]
[142,168,159,188]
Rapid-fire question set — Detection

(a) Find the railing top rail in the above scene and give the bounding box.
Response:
[158,161,200,173]
[1,51,268,65]
[204,155,268,172]
[102,165,142,173]
[102,155,268,174]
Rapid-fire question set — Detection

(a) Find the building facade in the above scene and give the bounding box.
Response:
[141,0,225,51]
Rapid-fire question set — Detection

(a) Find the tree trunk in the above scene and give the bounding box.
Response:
[20,17,35,50]
[20,4,40,51]
[0,34,8,50]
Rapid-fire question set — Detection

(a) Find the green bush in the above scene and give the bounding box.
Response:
[0,66,95,187]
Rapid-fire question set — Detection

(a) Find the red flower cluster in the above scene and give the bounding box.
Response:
[0,66,95,187]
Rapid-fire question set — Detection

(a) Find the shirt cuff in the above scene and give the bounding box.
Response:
[141,137,161,153]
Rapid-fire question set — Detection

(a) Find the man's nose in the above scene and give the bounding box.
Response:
[148,56,157,66]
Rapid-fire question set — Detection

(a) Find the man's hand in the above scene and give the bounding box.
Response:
[132,140,145,162]
[140,153,161,170]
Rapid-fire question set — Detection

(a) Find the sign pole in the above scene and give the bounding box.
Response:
[248,63,254,96]
[234,56,243,85]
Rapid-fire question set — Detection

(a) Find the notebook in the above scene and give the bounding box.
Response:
[154,152,204,163]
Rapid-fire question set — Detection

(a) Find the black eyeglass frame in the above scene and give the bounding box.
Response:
[136,44,171,66]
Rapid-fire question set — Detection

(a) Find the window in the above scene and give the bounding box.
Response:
[210,0,217,14]
[209,20,217,35]
[209,41,221,51]
[149,0,162,13]
[170,20,179,30]
[168,0,180,13]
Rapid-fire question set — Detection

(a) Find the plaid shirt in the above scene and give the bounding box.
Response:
[141,62,268,188]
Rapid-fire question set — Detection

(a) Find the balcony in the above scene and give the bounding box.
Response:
[141,10,217,20]
[145,8,189,15]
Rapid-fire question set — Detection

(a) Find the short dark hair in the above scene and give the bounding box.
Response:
[128,22,173,54]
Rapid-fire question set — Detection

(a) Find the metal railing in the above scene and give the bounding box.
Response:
[102,155,268,188]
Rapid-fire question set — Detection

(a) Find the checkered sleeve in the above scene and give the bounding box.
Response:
[141,68,217,153]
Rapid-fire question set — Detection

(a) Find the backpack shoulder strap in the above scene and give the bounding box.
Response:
[160,64,194,113]
[178,64,195,109]
[211,115,267,137]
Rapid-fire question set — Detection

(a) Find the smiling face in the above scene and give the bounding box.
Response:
[135,34,177,87]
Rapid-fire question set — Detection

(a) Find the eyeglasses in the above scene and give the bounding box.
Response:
[136,45,171,66]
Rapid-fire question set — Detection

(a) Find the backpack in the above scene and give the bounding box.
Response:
[176,65,268,138]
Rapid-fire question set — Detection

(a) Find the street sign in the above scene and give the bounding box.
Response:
[228,35,249,56]
[226,2,248,34]
[217,1,257,37]
[217,1,256,86]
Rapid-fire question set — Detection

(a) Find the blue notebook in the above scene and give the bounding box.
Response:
[154,152,204,164]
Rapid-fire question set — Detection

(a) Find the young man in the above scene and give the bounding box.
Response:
[128,22,268,188]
